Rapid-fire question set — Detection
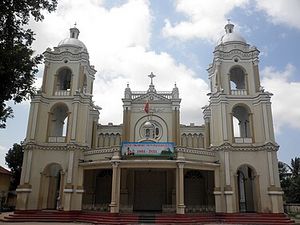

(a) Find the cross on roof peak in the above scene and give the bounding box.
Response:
[148,72,156,85]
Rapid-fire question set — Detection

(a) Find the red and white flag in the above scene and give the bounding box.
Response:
[144,101,149,114]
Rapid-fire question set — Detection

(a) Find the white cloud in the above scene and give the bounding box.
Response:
[261,64,300,132]
[93,46,209,125]
[162,0,249,42]
[28,0,209,126]
[255,0,300,30]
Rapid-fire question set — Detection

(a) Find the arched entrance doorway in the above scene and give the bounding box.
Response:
[39,163,63,209]
[237,165,256,212]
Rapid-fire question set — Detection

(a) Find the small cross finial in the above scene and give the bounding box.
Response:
[227,19,231,24]
[148,72,156,85]
[74,22,77,27]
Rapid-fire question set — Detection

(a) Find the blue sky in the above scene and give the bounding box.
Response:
[1,0,300,168]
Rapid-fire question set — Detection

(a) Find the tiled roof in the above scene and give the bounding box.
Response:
[0,166,11,175]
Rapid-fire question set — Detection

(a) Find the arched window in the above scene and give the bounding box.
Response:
[192,134,198,148]
[187,134,193,147]
[199,133,204,148]
[181,134,187,147]
[115,133,121,146]
[140,120,162,140]
[55,68,72,95]
[98,134,104,147]
[232,105,252,143]
[229,67,247,95]
[48,104,69,142]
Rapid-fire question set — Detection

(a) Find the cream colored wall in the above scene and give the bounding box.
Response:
[130,103,173,142]
[210,104,224,146]
[24,148,83,210]
[216,149,281,213]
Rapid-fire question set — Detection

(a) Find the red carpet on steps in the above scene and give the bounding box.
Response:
[0,210,295,224]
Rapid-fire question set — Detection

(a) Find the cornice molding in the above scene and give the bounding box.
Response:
[176,147,215,157]
[24,142,89,151]
[210,142,279,152]
[84,147,119,156]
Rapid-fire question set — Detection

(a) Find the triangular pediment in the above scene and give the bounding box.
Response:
[132,92,171,103]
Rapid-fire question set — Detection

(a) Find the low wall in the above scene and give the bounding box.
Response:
[284,204,300,214]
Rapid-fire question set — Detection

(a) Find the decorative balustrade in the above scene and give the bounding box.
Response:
[48,136,66,143]
[131,91,173,99]
[231,89,247,95]
[54,90,71,96]
[234,137,252,144]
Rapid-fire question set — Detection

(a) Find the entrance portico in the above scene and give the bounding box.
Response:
[81,159,218,214]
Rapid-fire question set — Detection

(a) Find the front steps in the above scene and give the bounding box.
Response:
[1,210,295,224]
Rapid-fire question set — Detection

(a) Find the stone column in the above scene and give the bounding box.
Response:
[110,161,121,213]
[176,161,185,214]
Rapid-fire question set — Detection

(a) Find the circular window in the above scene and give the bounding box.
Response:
[139,120,162,140]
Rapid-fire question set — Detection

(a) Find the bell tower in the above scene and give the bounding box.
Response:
[16,27,99,211]
[206,22,274,146]
[204,22,283,213]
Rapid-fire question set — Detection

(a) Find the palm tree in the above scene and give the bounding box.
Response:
[290,157,300,177]
[278,157,300,203]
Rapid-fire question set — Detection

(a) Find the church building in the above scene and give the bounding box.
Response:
[16,22,284,214]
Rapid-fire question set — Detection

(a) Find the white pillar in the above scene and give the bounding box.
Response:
[176,162,185,214]
[110,161,121,213]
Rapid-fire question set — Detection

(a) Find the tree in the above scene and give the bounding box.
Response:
[5,143,24,190]
[278,157,300,203]
[291,157,300,177]
[0,0,58,128]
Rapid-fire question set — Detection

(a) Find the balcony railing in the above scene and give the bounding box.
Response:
[48,136,66,143]
[131,91,173,100]
[231,89,247,95]
[55,90,70,96]
[234,137,252,144]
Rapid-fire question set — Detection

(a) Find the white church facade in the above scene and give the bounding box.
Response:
[16,23,284,214]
